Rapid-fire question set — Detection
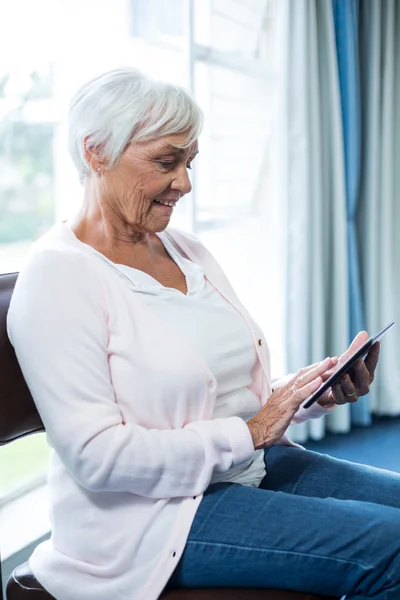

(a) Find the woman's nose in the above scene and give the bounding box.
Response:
[171,166,192,195]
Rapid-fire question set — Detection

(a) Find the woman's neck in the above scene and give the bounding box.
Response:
[69,205,158,268]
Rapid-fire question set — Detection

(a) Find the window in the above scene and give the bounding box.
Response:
[192,0,285,372]
[130,0,185,39]
[0,68,55,272]
[0,0,285,556]
[0,434,49,500]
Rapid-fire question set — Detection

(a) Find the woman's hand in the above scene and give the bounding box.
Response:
[318,332,381,407]
[247,357,336,450]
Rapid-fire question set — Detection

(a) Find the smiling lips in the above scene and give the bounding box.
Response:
[153,198,177,207]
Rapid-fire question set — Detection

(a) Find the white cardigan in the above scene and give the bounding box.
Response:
[7,223,333,600]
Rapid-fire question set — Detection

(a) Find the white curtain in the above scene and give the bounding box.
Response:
[358,0,400,415]
[275,0,351,443]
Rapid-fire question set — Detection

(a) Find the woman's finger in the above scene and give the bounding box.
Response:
[310,356,337,372]
[293,357,335,388]
[331,383,346,404]
[364,342,381,382]
[339,374,359,402]
[331,381,352,405]
[320,357,340,381]
[300,361,324,374]
[350,359,370,396]
[294,357,339,386]
[286,357,335,408]
[290,375,323,404]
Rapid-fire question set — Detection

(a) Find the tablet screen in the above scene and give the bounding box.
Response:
[303,320,395,409]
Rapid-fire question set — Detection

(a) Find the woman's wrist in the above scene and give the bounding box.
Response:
[247,419,266,450]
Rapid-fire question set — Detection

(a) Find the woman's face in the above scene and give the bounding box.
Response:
[98,132,198,234]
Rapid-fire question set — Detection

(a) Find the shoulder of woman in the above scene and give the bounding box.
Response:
[11,226,105,316]
[18,243,95,288]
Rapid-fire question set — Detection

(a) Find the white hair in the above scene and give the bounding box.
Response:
[68,67,203,182]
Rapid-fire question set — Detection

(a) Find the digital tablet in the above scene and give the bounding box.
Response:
[303,320,395,409]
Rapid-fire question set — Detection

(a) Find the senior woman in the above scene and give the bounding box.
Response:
[7,68,400,600]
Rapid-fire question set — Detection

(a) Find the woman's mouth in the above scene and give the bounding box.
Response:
[153,199,177,207]
[152,198,177,213]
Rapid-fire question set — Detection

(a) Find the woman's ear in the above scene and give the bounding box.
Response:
[83,136,104,173]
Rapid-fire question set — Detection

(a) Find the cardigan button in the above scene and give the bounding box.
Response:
[258,338,263,347]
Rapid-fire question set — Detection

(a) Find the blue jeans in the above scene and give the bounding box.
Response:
[167,446,400,599]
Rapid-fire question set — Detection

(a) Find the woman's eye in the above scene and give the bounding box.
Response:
[157,159,193,170]
[158,161,175,169]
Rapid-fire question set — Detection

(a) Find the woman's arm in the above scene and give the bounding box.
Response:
[8,250,255,499]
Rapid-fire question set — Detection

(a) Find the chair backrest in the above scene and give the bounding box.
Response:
[0,272,44,446]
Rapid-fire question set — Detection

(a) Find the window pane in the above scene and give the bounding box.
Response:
[0,0,191,273]
[195,0,271,59]
[0,434,50,499]
[0,122,54,242]
[0,64,55,272]
[195,63,274,223]
[193,2,286,376]
[130,0,185,38]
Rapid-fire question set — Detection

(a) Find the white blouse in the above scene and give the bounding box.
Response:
[98,231,266,487]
